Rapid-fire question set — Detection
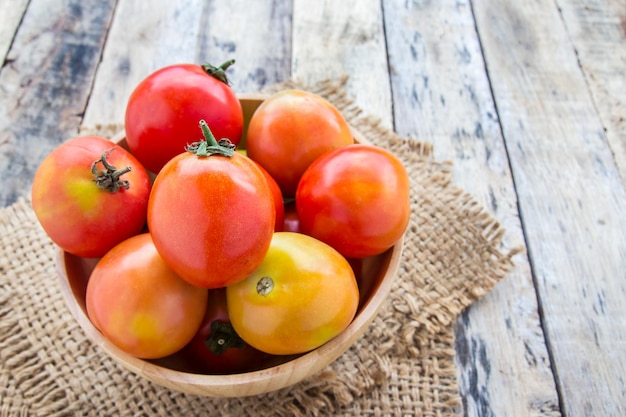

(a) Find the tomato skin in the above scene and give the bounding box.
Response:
[252,160,284,232]
[125,63,243,173]
[147,151,275,289]
[226,232,359,355]
[31,136,151,258]
[182,288,268,374]
[246,89,354,197]
[86,233,208,359]
[296,144,410,258]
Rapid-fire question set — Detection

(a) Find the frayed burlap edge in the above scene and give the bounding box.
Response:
[0,78,521,417]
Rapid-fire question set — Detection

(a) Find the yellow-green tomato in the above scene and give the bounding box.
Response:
[86,233,208,359]
[226,232,359,355]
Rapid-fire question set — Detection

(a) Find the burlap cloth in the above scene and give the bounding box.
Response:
[0,79,521,416]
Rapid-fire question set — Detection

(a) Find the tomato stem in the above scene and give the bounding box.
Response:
[201,59,235,85]
[186,120,235,157]
[256,276,274,296]
[205,321,246,355]
[91,148,132,193]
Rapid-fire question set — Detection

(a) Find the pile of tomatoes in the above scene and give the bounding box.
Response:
[32,61,410,374]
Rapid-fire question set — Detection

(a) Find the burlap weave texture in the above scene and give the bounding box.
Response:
[0,79,520,416]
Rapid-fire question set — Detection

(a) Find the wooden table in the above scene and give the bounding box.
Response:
[1,1,624,415]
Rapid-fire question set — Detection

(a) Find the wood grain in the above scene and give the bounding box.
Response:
[0,0,116,206]
[292,0,392,128]
[0,0,29,63]
[81,0,292,130]
[556,0,626,184]
[473,0,626,415]
[382,1,561,415]
[195,0,292,94]
[81,0,210,130]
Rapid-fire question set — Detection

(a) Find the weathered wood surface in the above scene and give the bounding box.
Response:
[82,0,292,130]
[0,0,116,206]
[1,1,625,416]
[382,1,561,415]
[473,0,626,415]
[0,0,29,63]
[555,0,626,184]
[292,0,392,128]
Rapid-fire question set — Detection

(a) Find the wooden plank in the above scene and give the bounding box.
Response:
[195,0,292,94]
[556,0,626,184]
[0,0,116,207]
[81,0,208,131]
[472,0,626,416]
[382,1,561,415]
[292,0,392,128]
[0,0,29,63]
[81,0,292,130]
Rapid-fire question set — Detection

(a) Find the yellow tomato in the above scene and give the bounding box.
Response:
[226,232,359,355]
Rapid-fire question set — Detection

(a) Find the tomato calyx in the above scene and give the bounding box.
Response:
[256,276,274,296]
[91,147,132,192]
[186,120,236,158]
[205,321,246,355]
[201,59,235,85]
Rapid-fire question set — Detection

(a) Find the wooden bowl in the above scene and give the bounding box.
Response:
[55,94,403,397]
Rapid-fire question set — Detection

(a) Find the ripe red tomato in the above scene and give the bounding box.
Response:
[245,89,354,197]
[226,232,359,355]
[296,144,410,258]
[31,136,151,258]
[86,233,208,359]
[148,121,275,289]
[252,160,284,232]
[125,61,243,173]
[237,148,284,231]
[182,288,268,374]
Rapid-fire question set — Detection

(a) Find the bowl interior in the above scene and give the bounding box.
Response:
[55,95,403,397]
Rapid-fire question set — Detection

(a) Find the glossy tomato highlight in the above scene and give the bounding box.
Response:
[125,61,243,173]
[296,144,410,258]
[31,136,151,258]
[226,232,359,355]
[148,121,275,289]
[246,89,354,197]
[86,233,208,359]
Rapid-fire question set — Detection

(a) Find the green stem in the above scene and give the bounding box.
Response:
[186,120,235,157]
[205,321,246,355]
[201,59,235,85]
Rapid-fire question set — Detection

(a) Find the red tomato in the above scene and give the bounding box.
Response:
[31,136,151,258]
[86,233,208,359]
[252,160,284,232]
[227,232,359,355]
[148,121,275,289]
[182,288,268,374]
[125,61,243,173]
[237,148,284,231]
[296,144,410,258]
[246,89,354,197]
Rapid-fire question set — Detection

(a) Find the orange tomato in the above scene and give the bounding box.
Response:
[226,232,359,355]
[246,89,354,197]
[86,233,208,359]
[296,144,410,258]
